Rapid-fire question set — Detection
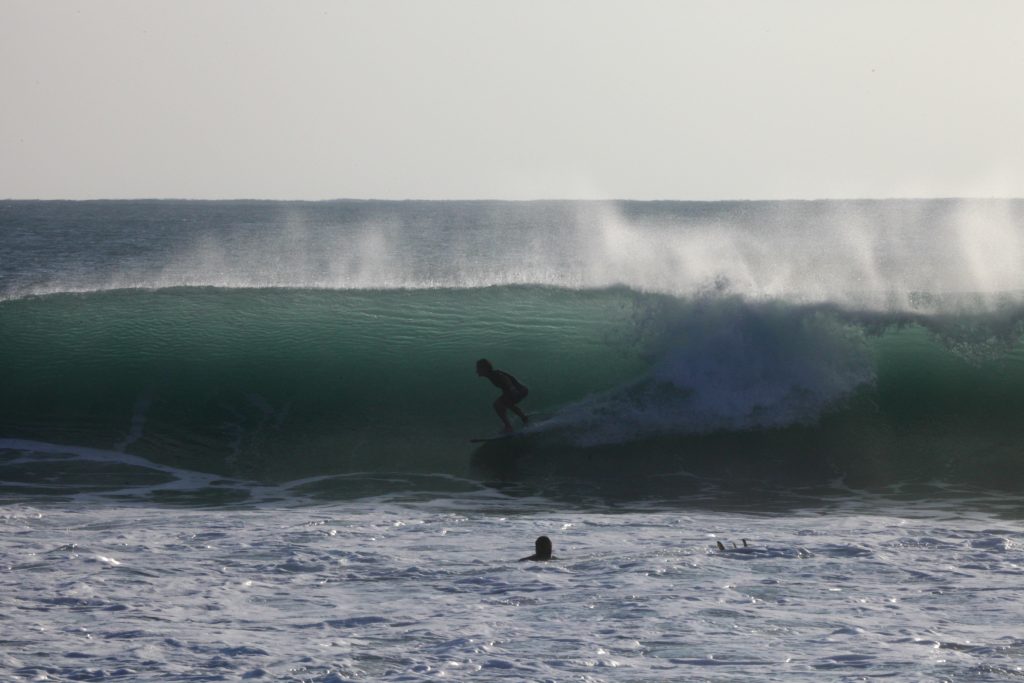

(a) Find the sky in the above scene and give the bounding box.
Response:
[2,0,1023,200]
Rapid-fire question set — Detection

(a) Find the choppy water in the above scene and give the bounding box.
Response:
[2,199,1024,680]
[4,498,1024,682]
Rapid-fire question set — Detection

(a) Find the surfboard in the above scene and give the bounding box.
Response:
[469,433,521,444]
[469,414,550,443]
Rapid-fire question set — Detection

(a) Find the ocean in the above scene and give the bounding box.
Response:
[2,199,1023,681]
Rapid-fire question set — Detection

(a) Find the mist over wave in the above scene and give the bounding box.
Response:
[3,199,1024,310]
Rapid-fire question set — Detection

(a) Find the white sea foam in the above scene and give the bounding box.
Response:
[539,300,875,445]
[1,499,1022,681]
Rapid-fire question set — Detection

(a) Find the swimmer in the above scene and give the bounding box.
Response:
[519,535,556,561]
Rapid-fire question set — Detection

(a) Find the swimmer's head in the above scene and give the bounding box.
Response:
[534,535,552,559]
[476,358,492,376]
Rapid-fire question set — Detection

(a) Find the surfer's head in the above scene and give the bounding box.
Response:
[534,535,552,560]
[476,358,493,376]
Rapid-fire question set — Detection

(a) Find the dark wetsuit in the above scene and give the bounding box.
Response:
[487,370,529,404]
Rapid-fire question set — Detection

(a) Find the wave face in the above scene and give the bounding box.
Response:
[3,286,1024,494]
[3,200,1024,498]
[1,286,649,479]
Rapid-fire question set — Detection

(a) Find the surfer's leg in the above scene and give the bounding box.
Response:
[509,388,529,425]
[493,398,513,432]
[510,405,528,425]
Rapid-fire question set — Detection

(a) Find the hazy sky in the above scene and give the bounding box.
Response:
[3,1,1023,200]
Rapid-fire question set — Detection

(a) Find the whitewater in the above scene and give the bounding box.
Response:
[2,199,1024,681]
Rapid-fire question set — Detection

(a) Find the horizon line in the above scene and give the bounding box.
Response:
[3,195,1023,203]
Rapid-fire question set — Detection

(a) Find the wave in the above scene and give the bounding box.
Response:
[3,285,1024,498]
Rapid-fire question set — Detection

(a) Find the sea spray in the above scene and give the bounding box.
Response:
[546,298,876,446]
[5,199,1024,309]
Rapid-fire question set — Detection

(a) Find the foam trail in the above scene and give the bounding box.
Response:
[0,438,259,496]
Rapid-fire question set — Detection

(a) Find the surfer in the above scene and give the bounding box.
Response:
[519,535,556,561]
[476,358,529,433]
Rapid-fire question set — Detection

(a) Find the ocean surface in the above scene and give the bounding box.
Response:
[2,199,1023,681]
